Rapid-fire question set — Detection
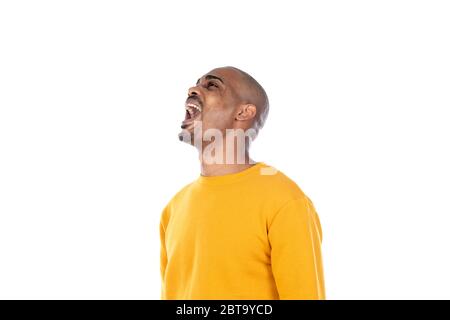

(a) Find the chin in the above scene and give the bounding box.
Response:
[178,129,194,145]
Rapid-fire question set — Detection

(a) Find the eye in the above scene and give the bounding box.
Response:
[207,81,218,89]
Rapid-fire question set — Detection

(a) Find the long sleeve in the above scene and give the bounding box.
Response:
[159,209,168,299]
[268,197,326,300]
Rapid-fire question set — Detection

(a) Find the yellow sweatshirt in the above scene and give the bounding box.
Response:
[159,162,325,300]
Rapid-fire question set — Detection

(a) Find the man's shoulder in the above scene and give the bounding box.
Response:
[256,164,319,228]
[255,163,306,200]
[166,181,195,206]
[160,181,195,220]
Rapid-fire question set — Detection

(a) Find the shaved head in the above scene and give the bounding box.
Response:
[215,66,270,135]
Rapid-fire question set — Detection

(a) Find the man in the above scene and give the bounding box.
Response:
[159,66,325,300]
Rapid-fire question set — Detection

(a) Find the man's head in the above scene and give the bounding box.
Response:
[179,66,269,146]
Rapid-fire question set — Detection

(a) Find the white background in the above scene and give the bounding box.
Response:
[1,1,449,299]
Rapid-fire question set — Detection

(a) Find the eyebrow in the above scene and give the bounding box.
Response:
[196,74,224,85]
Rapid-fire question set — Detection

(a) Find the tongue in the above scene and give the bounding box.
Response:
[191,109,200,118]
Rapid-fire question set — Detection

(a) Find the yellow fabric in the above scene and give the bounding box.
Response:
[159,162,325,300]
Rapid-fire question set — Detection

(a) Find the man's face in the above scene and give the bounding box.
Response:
[179,68,242,143]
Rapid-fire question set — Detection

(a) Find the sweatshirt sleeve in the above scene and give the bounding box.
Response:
[159,207,169,300]
[268,197,326,300]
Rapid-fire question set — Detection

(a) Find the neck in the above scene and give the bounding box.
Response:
[200,156,256,177]
[198,137,256,177]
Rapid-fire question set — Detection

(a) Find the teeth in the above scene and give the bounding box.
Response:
[185,103,202,112]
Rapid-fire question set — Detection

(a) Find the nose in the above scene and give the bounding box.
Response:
[188,85,200,97]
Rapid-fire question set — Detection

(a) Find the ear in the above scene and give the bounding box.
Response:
[235,104,257,121]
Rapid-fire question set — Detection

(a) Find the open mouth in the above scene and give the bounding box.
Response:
[181,102,202,129]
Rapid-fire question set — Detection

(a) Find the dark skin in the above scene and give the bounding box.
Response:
[179,66,268,176]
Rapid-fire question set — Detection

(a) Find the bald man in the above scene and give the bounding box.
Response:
[159,67,325,300]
